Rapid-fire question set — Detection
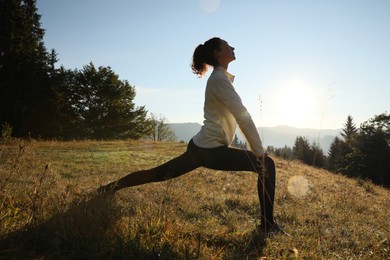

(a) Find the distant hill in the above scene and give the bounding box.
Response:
[260,125,341,153]
[169,123,341,153]
[168,123,202,142]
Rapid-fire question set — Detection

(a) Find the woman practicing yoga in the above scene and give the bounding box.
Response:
[98,37,284,234]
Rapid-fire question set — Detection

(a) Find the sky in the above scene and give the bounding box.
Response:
[37,0,390,130]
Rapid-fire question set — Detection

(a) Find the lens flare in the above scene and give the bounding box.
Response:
[287,175,309,197]
[199,0,221,13]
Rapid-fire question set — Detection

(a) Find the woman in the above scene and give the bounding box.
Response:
[98,37,284,234]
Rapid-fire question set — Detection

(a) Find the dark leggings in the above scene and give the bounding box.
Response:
[105,139,276,226]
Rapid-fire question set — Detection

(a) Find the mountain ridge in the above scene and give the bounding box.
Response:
[169,122,341,153]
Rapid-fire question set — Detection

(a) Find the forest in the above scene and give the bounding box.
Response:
[284,114,389,186]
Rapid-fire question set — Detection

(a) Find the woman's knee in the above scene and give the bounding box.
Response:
[264,156,276,176]
[264,156,275,168]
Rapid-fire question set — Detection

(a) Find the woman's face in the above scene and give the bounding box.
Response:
[215,40,235,65]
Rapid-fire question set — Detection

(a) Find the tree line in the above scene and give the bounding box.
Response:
[269,114,389,186]
[0,0,174,141]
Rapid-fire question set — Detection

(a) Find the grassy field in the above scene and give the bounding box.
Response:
[0,139,389,259]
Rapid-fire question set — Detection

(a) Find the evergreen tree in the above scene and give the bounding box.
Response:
[327,116,357,173]
[293,136,311,164]
[274,145,293,160]
[293,136,325,167]
[0,0,53,137]
[0,1,152,140]
[340,115,358,145]
[47,66,82,139]
[327,136,351,173]
[310,142,326,168]
[346,113,390,185]
[71,63,151,139]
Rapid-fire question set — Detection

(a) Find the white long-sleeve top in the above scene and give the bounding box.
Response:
[192,66,265,157]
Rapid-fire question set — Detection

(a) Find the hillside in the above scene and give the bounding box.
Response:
[0,140,389,259]
[169,123,341,152]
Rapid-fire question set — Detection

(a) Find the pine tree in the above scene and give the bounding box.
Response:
[346,113,390,185]
[327,136,351,173]
[293,136,311,164]
[327,115,356,173]
[47,66,82,139]
[310,142,326,168]
[340,115,358,145]
[0,0,53,137]
[293,136,325,167]
[274,145,293,160]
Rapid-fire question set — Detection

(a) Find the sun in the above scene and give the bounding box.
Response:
[274,79,322,128]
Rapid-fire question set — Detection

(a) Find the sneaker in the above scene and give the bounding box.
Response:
[97,184,116,194]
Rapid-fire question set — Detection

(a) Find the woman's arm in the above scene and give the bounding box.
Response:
[210,78,265,156]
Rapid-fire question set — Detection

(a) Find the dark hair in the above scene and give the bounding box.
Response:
[191,37,222,77]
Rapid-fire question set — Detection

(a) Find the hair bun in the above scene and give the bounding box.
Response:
[198,44,205,52]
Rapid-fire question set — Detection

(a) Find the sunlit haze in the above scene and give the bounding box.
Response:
[37,0,390,129]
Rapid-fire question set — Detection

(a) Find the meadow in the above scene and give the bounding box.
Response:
[0,139,389,259]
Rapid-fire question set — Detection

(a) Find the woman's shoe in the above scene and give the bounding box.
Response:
[97,184,116,194]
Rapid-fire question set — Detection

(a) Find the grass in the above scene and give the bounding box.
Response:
[0,139,389,259]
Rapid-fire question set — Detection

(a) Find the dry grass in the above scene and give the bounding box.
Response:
[0,139,389,259]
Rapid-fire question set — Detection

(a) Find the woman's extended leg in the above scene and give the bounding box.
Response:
[98,146,199,193]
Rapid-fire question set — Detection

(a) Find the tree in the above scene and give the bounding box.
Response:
[293,136,325,167]
[69,63,150,139]
[274,145,293,160]
[340,115,358,145]
[146,113,176,142]
[45,63,151,140]
[327,116,358,173]
[345,113,390,185]
[310,142,326,168]
[0,1,152,140]
[266,145,275,155]
[327,136,351,173]
[231,134,240,148]
[327,116,355,172]
[47,66,82,138]
[0,0,54,137]
[293,136,311,164]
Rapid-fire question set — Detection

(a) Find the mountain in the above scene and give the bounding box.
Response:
[168,123,202,142]
[169,123,341,153]
[259,125,341,152]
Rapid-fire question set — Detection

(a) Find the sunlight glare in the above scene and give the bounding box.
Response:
[274,79,323,128]
[287,175,310,197]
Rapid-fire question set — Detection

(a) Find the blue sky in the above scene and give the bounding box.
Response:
[37,0,389,129]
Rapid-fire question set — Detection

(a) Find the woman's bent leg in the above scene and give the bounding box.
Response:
[197,146,277,228]
[257,157,276,229]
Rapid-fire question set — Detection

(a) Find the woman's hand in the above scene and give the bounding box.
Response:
[256,152,269,177]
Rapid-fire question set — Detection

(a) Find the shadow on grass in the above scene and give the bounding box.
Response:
[223,229,267,259]
[0,194,117,258]
[0,192,267,259]
[0,193,178,259]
